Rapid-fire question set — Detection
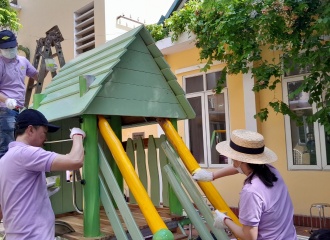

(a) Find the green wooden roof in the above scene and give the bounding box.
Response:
[35,25,195,124]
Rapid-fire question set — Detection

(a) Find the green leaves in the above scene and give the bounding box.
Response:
[147,0,330,133]
[0,0,21,30]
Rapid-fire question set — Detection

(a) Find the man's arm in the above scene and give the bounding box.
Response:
[0,93,7,103]
[50,134,84,171]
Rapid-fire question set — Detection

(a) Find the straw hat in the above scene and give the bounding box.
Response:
[216,129,277,164]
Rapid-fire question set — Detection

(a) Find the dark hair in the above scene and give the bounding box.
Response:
[309,229,330,240]
[15,125,40,138]
[244,164,278,187]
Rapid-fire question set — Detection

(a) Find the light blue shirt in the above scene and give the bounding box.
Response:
[0,141,57,240]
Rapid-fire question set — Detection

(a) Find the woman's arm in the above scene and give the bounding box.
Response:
[225,219,258,240]
[213,166,238,179]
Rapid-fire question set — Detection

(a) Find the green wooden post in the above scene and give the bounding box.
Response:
[168,119,183,215]
[33,93,46,109]
[109,116,123,192]
[82,114,101,237]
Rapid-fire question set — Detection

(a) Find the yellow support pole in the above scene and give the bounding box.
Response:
[98,116,173,238]
[157,118,241,226]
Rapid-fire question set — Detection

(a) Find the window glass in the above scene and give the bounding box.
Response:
[185,75,203,94]
[185,70,229,167]
[187,96,205,164]
[206,71,224,90]
[208,94,228,164]
[287,81,316,165]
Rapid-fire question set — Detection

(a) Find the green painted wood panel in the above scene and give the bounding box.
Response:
[161,69,177,82]
[115,49,161,75]
[156,135,169,207]
[99,145,144,239]
[146,43,163,58]
[168,80,185,96]
[37,86,102,122]
[59,38,134,74]
[164,165,215,240]
[44,59,119,93]
[135,138,148,191]
[127,35,150,54]
[45,118,83,214]
[97,82,178,103]
[85,97,187,119]
[139,27,155,46]
[99,178,129,240]
[177,95,196,119]
[126,139,137,204]
[162,141,230,240]
[147,136,160,206]
[106,68,169,90]
[154,56,170,70]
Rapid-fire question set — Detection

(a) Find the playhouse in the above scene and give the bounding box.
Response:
[33,25,235,239]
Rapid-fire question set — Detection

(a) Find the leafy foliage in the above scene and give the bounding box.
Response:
[0,0,20,30]
[145,23,169,42]
[149,0,330,133]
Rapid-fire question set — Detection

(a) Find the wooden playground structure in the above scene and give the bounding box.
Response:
[30,25,240,239]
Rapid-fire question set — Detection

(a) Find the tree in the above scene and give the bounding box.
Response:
[0,0,21,30]
[154,0,330,133]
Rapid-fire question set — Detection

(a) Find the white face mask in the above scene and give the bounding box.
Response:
[1,47,17,59]
[233,162,244,174]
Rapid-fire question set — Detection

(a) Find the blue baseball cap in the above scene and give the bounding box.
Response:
[16,109,60,133]
[0,30,17,49]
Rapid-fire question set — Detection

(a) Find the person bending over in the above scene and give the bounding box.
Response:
[193,129,297,240]
[0,109,85,240]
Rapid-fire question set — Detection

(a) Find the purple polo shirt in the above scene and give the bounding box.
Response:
[239,165,297,240]
[0,141,58,240]
[0,55,38,108]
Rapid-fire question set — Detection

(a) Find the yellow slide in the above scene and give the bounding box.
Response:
[157,118,241,226]
[98,116,174,239]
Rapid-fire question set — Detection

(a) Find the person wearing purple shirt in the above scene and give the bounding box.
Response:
[0,109,85,240]
[193,129,297,240]
[0,30,38,160]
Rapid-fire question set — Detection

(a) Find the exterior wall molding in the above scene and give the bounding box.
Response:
[243,63,257,131]
[174,61,223,75]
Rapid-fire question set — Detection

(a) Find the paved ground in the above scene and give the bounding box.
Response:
[0,221,312,240]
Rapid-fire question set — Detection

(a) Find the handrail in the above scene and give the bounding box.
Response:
[156,118,241,226]
[162,141,230,240]
[98,116,173,238]
[98,144,143,239]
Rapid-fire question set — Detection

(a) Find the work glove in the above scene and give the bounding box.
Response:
[5,98,17,109]
[213,210,231,229]
[192,168,213,181]
[70,127,86,139]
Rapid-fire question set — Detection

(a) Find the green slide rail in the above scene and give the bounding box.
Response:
[162,141,230,240]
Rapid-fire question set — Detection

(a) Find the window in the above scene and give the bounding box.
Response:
[74,2,95,55]
[283,76,330,170]
[184,71,230,168]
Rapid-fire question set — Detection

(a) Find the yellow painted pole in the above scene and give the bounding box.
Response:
[98,116,172,237]
[157,118,241,226]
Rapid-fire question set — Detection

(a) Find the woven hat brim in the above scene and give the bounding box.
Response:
[216,141,277,164]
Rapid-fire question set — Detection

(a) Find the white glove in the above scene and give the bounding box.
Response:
[192,169,213,181]
[5,98,17,109]
[70,127,86,139]
[213,210,231,229]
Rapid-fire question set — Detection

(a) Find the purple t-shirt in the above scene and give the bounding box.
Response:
[0,55,38,108]
[0,141,57,240]
[239,165,297,240]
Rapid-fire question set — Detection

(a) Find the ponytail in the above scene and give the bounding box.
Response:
[244,164,278,187]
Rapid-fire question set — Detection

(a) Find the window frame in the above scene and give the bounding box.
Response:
[183,71,231,168]
[282,75,328,170]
